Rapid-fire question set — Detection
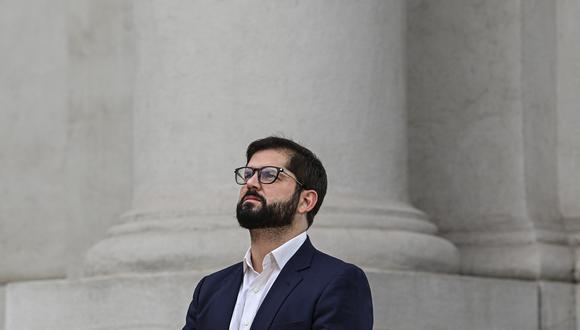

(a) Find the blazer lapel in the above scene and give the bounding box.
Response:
[205,263,243,330]
[250,237,315,330]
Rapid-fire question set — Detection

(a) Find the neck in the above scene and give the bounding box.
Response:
[249,222,306,273]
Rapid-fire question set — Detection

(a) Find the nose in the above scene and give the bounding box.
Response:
[244,170,261,190]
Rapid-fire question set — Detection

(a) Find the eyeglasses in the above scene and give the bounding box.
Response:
[234,166,304,187]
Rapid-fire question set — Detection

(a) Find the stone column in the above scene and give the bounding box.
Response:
[408,0,573,280]
[0,0,68,283]
[555,0,580,280]
[85,0,459,276]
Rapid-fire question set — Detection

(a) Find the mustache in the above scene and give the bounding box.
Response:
[242,190,266,203]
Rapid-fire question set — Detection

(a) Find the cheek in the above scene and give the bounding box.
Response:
[263,189,291,204]
[238,187,247,199]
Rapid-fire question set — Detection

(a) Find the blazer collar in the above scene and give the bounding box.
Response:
[250,236,316,330]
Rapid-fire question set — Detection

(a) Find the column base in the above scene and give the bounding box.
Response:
[84,213,247,276]
[0,285,5,330]
[85,201,461,275]
[568,230,580,281]
[309,226,459,273]
[7,270,573,330]
[312,200,460,273]
[446,229,574,281]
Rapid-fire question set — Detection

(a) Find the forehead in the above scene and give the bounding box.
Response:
[247,149,291,168]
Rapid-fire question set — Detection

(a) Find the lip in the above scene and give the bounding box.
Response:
[243,195,262,202]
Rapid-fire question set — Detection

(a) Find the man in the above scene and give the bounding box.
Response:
[182,136,373,330]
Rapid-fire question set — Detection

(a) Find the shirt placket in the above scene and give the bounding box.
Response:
[239,257,275,329]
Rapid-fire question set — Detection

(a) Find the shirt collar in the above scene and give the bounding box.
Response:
[242,231,308,273]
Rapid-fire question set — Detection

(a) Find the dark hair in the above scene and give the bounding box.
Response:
[246,136,327,227]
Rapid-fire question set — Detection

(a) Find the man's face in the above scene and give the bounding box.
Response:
[236,149,301,229]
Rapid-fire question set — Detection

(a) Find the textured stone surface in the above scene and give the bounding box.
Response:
[5,271,204,330]
[407,0,572,280]
[65,0,134,278]
[408,0,528,240]
[539,282,575,330]
[0,0,132,282]
[557,0,580,283]
[5,270,540,330]
[557,0,580,222]
[369,271,538,330]
[84,0,458,276]
[558,0,580,283]
[0,285,5,330]
[0,0,69,282]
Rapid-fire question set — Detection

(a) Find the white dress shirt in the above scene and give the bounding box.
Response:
[228,232,307,330]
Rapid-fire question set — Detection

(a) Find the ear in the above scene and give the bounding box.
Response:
[297,190,318,214]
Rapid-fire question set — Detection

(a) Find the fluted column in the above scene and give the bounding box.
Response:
[408,0,573,280]
[85,0,459,276]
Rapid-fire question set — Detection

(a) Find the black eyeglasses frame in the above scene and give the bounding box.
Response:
[234,166,304,187]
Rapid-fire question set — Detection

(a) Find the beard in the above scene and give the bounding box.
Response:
[236,188,301,230]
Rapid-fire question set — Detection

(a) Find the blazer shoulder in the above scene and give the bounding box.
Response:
[298,237,362,274]
[202,262,242,283]
[310,248,365,276]
[310,252,374,329]
[190,262,243,307]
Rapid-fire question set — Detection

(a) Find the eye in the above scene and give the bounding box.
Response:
[260,167,278,182]
[242,168,255,180]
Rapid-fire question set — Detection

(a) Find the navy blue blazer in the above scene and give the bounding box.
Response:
[182,237,373,330]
